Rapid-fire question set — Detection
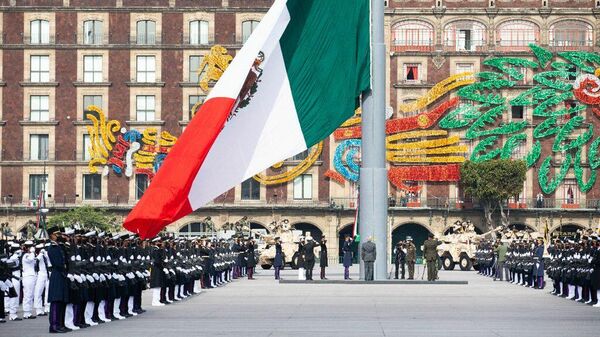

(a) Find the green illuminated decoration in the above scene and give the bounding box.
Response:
[442,44,600,194]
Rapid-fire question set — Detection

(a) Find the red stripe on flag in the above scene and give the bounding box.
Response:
[123,97,236,239]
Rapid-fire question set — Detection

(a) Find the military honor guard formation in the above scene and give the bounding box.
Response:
[476,229,600,307]
[0,227,259,333]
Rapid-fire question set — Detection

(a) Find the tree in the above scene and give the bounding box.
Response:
[460,159,527,229]
[48,205,119,232]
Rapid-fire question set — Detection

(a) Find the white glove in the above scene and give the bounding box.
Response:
[90,257,95,262]
[99,274,106,282]
[93,273,100,280]
[5,280,13,288]
[29,247,35,253]
[74,275,83,283]
[70,256,76,261]
[106,274,112,280]
[106,256,112,261]
[130,255,135,260]
[76,255,82,261]
[86,275,94,283]
[163,268,169,274]
[67,274,75,281]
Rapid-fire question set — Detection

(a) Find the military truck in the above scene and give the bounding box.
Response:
[258,219,303,269]
[436,221,503,271]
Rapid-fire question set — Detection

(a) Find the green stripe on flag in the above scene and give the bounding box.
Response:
[280,0,370,146]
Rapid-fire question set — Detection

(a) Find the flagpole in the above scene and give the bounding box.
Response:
[359,0,388,280]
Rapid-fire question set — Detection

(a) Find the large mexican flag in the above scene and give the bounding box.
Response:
[124,0,370,238]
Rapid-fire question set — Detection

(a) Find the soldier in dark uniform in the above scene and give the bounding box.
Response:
[319,238,328,280]
[47,228,70,333]
[303,236,319,281]
[394,241,406,279]
[533,238,545,289]
[273,237,283,280]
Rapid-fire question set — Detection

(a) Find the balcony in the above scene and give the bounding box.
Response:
[442,41,487,52]
[390,44,434,53]
[495,41,538,52]
[548,40,594,52]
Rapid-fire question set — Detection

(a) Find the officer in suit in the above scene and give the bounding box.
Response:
[47,228,70,333]
[319,238,328,280]
[246,239,257,280]
[405,237,416,280]
[303,235,319,281]
[423,233,442,281]
[393,241,406,279]
[342,235,354,280]
[361,236,377,281]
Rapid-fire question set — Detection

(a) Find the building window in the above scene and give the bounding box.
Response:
[29,134,49,161]
[136,55,156,82]
[241,177,260,200]
[563,179,579,204]
[83,134,91,161]
[136,95,155,121]
[550,20,593,49]
[189,55,206,83]
[189,95,205,119]
[135,174,149,200]
[30,55,50,82]
[292,149,310,161]
[293,174,312,200]
[404,64,420,81]
[29,174,48,200]
[30,20,50,44]
[83,95,103,119]
[83,20,103,45]
[498,20,538,48]
[136,20,156,45]
[178,222,210,237]
[391,20,433,51]
[83,55,103,83]
[83,174,102,200]
[444,21,486,51]
[30,95,49,121]
[242,20,259,43]
[511,106,524,119]
[189,20,209,45]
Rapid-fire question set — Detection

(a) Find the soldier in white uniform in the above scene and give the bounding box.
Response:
[34,242,51,316]
[7,242,22,321]
[21,240,38,319]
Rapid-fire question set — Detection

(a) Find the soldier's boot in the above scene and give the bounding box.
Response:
[152,289,165,306]
[97,301,111,322]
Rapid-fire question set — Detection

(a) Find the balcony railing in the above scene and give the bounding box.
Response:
[391,44,434,53]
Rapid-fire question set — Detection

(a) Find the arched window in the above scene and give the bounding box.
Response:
[391,20,434,52]
[136,20,156,45]
[550,20,593,50]
[242,20,259,44]
[497,20,538,50]
[30,19,50,44]
[189,20,209,45]
[179,222,211,237]
[83,20,103,45]
[444,21,486,51]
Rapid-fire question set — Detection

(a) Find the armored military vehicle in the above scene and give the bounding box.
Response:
[437,220,503,271]
[258,219,303,269]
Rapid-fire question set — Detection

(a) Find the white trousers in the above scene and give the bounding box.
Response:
[98,300,110,321]
[84,301,95,324]
[298,268,306,280]
[8,279,21,319]
[34,274,49,314]
[152,288,161,304]
[65,303,76,328]
[22,274,37,316]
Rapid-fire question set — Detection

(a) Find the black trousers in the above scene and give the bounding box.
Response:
[305,259,315,280]
[0,291,4,319]
[395,262,405,279]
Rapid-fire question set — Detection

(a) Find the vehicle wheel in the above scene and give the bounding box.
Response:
[291,252,299,270]
[261,264,272,270]
[442,255,455,270]
[459,255,472,271]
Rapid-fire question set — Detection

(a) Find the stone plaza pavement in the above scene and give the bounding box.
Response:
[2,265,600,337]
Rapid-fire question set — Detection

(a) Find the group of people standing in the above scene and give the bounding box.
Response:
[477,238,545,288]
[0,228,257,333]
[274,234,327,281]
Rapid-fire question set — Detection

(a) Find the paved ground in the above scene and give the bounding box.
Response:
[2,265,600,337]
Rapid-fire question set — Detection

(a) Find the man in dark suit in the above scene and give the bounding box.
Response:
[47,228,70,333]
[303,236,319,281]
[361,237,377,281]
[319,238,328,280]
